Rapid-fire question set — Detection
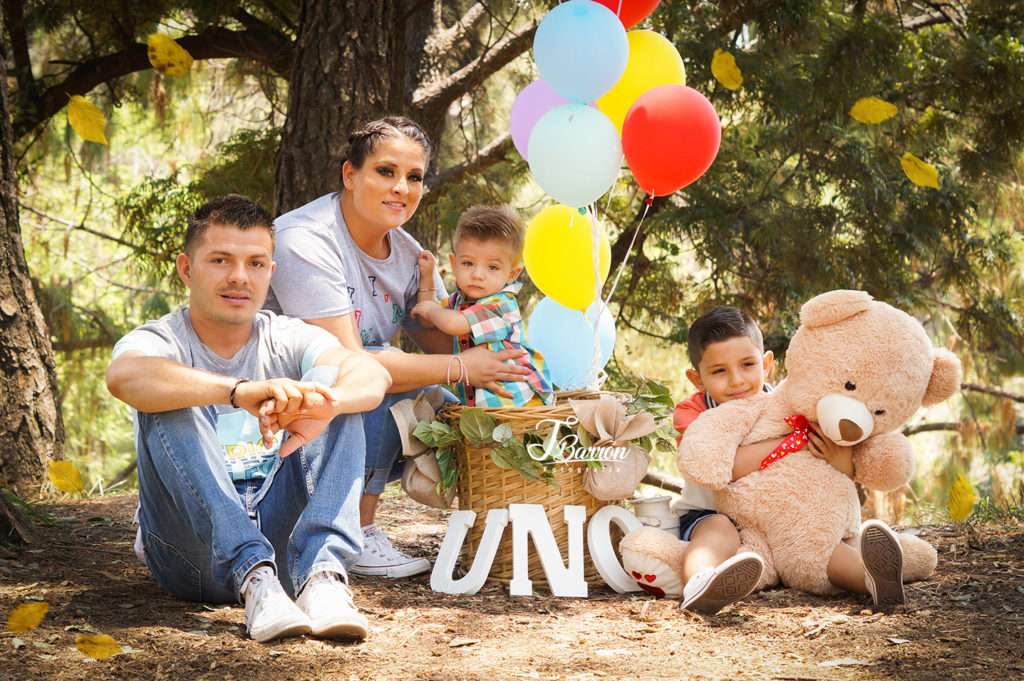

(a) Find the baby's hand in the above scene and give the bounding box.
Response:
[410,300,438,327]
[418,250,437,275]
[808,422,854,479]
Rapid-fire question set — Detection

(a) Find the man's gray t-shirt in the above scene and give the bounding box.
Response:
[112,308,340,481]
[264,193,446,348]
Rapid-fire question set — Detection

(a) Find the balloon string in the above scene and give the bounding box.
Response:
[584,155,625,390]
[588,203,604,389]
[617,0,624,17]
[602,193,653,311]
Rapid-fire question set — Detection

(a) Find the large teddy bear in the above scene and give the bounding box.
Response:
[621,290,962,598]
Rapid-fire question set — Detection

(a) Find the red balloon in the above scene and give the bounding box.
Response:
[593,0,661,29]
[622,84,721,197]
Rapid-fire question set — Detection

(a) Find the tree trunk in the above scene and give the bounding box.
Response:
[273,0,438,214]
[0,11,66,498]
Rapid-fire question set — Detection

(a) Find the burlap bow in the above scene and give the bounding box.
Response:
[389,387,455,509]
[569,395,658,500]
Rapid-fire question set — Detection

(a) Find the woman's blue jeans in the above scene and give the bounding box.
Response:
[361,348,458,496]
[135,396,365,603]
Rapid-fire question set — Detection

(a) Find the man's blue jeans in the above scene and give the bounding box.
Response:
[135,393,364,603]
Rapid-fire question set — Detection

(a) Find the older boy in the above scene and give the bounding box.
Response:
[106,195,391,642]
[673,306,856,613]
[670,306,773,613]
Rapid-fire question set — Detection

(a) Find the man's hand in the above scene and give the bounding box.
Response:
[460,345,532,399]
[233,378,330,443]
[232,377,328,416]
[261,388,339,457]
[808,422,855,479]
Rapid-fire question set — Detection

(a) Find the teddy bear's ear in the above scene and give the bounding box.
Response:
[799,290,874,328]
[922,347,962,406]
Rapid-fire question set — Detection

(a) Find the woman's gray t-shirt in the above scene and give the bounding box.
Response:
[265,193,446,348]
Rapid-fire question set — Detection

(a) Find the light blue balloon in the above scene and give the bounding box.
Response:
[528,103,622,207]
[534,0,629,103]
[527,296,616,389]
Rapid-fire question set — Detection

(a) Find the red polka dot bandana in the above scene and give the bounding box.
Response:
[760,415,810,470]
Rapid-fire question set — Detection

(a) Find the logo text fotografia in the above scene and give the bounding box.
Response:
[526,416,628,464]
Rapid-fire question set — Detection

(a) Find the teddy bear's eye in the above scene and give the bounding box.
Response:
[844,381,856,391]
[874,409,885,415]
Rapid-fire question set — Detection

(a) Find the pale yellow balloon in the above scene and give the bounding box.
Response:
[524,205,612,311]
[596,30,686,134]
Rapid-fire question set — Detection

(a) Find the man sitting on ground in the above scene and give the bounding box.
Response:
[106,194,391,642]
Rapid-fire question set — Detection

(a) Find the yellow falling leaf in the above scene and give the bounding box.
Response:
[147,34,194,76]
[75,634,123,660]
[7,602,49,633]
[49,460,84,494]
[66,96,108,145]
[948,474,976,522]
[849,96,898,124]
[711,49,743,90]
[900,152,939,188]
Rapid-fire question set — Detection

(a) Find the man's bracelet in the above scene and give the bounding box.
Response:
[229,378,249,409]
[418,287,436,292]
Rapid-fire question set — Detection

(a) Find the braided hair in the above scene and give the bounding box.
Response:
[335,116,432,183]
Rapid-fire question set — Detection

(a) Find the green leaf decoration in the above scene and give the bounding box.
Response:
[489,448,517,470]
[412,421,438,447]
[492,423,514,444]
[430,422,461,448]
[460,409,499,447]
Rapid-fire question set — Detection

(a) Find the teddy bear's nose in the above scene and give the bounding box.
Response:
[838,419,863,442]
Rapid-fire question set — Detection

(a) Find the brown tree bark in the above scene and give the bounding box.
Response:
[273,0,436,215]
[272,0,537,216]
[0,10,66,498]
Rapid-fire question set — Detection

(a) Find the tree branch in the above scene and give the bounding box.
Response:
[902,421,1024,436]
[52,337,116,352]
[960,382,1024,403]
[20,205,142,250]
[902,421,963,436]
[425,132,514,193]
[641,470,685,495]
[2,0,34,94]
[421,133,516,213]
[13,26,294,140]
[426,1,490,60]
[412,19,537,116]
[257,0,296,33]
[902,11,954,31]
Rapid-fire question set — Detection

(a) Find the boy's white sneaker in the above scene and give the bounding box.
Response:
[295,571,368,640]
[241,564,312,643]
[859,519,906,606]
[680,552,764,615]
[349,524,431,578]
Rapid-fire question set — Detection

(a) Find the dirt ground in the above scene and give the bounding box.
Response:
[1,492,1022,681]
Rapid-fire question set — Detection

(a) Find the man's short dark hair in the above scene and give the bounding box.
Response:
[184,194,274,255]
[454,204,524,261]
[687,306,764,368]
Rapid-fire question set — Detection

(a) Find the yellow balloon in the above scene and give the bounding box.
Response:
[595,30,686,134]
[524,205,612,311]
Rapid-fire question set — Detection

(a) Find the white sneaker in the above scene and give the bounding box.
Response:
[295,571,368,640]
[680,552,764,615]
[349,524,431,578]
[241,564,312,643]
[859,519,905,606]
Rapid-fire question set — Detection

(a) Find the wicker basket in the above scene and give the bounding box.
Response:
[440,391,628,589]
